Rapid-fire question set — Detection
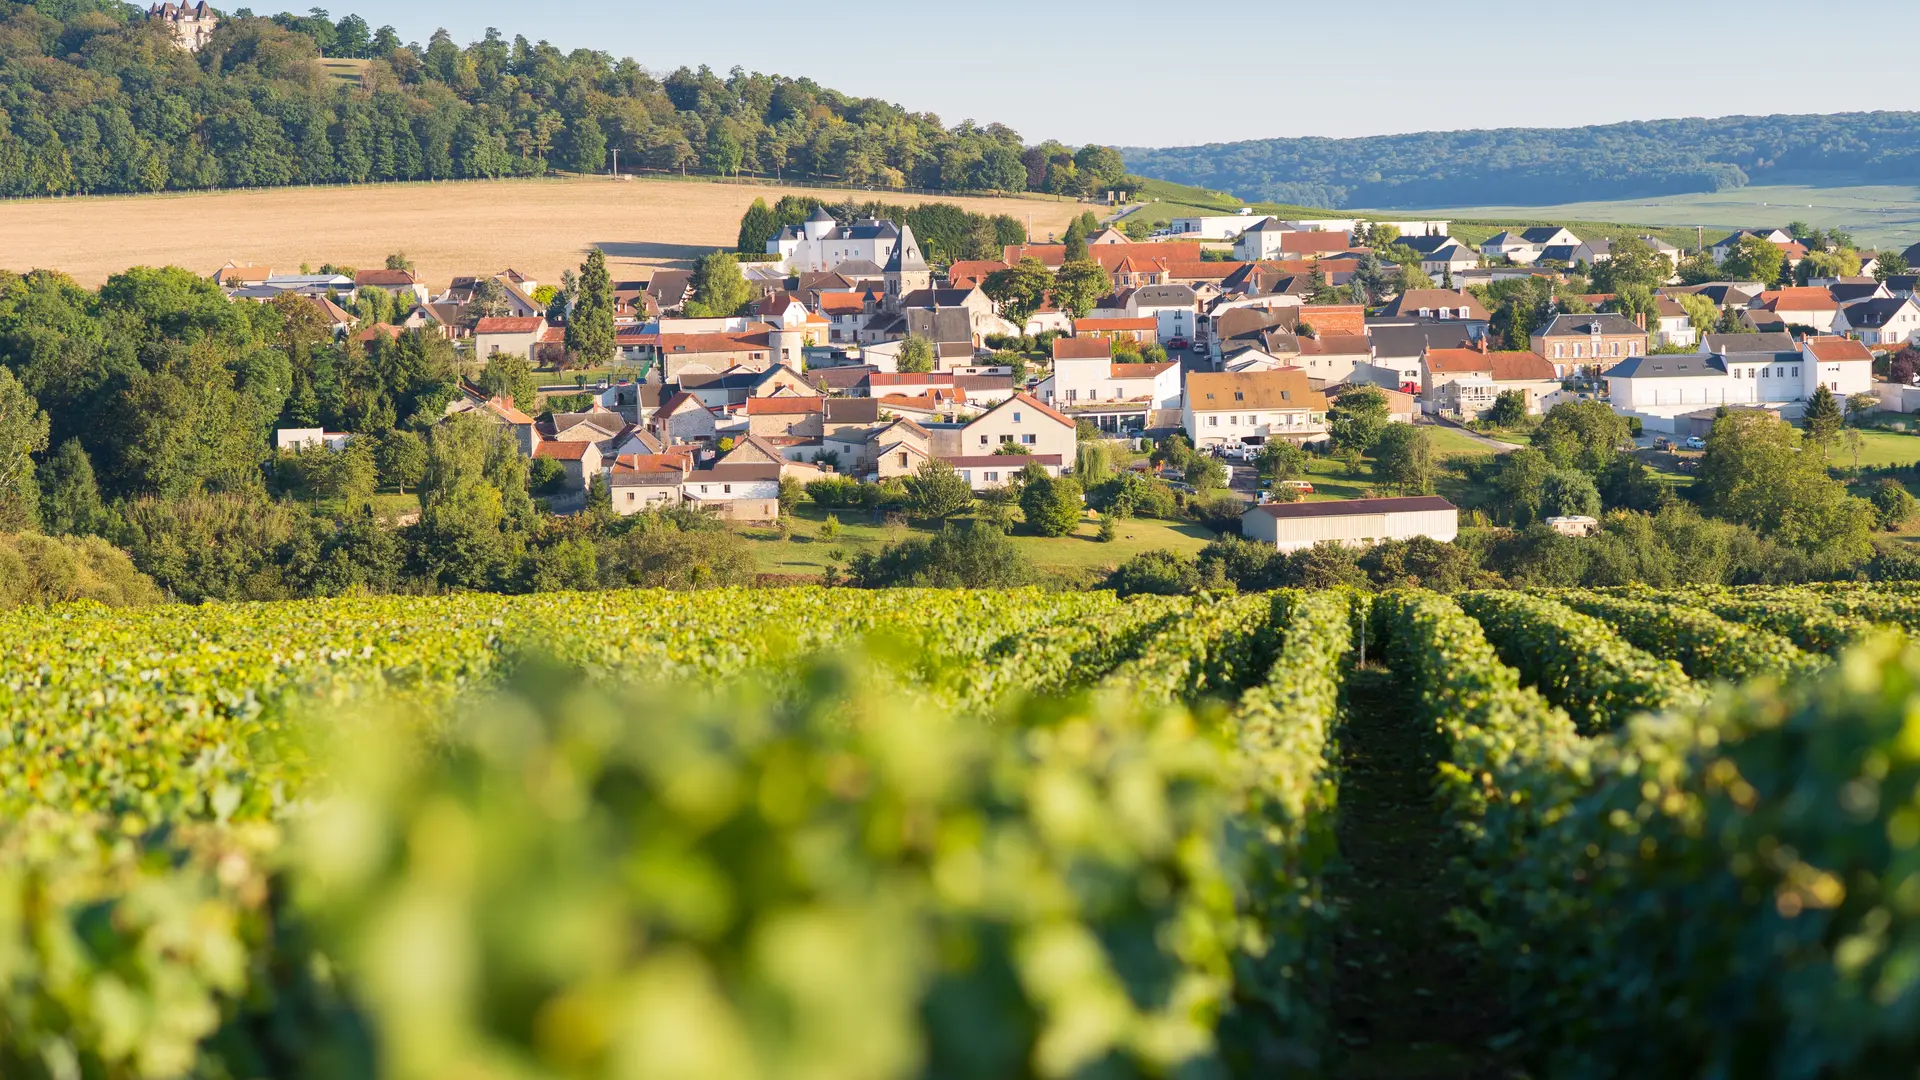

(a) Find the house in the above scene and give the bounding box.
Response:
[1035,337,1180,431]
[1652,297,1697,350]
[1235,219,1296,262]
[1295,332,1372,387]
[681,462,781,523]
[1183,369,1329,450]
[353,269,430,305]
[1377,290,1490,326]
[1420,244,1479,280]
[939,393,1077,460]
[147,2,218,50]
[1419,348,1560,418]
[474,316,547,362]
[1827,280,1890,306]
[1480,227,1580,266]
[1887,274,1920,301]
[1116,284,1197,345]
[609,453,691,515]
[1364,320,1478,393]
[1663,282,1766,310]
[769,208,904,274]
[1608,334,1872,431]
[1168,214,1274,240]
[533,439,603,495]
[209,262,272,288]
[1709,228,1794,262]
[1241,496,1459,552]
[943,454,1064,491]
[1388,234,1461,258]
[1072,317,1158,343]
[1753,287,1842,333]
[274,428,351,453]
[653,392,718,444]
[1528,313,1648,376]
[1843,296,1920,347]
[1638,235,1685,269]
[649,333,775,381]
[444,386,537,456]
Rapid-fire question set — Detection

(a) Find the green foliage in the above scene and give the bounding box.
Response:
[685,250,752,318]
[1327,386,1390,455]
[1802,384,1844,447]
[0,531,159,608]
[901,460,974,520]
[1697,410,1875,558]
[1872,478,1919,530]
[1371,423,1434,494]
[479,350,537,412]
[1553,590,1823,682]
[1051,259,1112,319]
[1721,234,1786,284]
[848,521,1029,588]
[981,257,1053,327]
[1019,470,1083,537]
[896,334,935,374]
[1487,388,1529,428]
[37,438,106,536]
[1530,399,1629,472]
[1105,549,1200,596]
[1255,439,1307,482]
[563,248,615,366]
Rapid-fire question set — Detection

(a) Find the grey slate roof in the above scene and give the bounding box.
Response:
[1365,321,1476,358]
[884,224,928,273]
[1703,331,1797,355]
[1605,353,1727,379]
[1843,296,1915,328]
[1537,312,1644,337]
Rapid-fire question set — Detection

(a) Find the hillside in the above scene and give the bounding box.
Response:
[1120,111,1920,209]
[0,174,1087,287]
[0,0,1126,199]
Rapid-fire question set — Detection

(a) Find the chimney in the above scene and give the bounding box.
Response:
[1636,312,1647,330]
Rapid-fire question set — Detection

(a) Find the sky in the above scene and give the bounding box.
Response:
[353,0,1920,148]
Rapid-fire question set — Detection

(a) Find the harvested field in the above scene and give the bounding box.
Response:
[0,175,1088,288]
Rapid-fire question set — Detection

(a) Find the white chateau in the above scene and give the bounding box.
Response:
[768,207,909,274]
[147,2,218,50]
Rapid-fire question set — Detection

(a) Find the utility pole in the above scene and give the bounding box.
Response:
[610,149,619,179]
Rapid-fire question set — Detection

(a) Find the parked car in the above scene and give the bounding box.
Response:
[1281,480,1315,494]
[1684,435,1706,449]
[1191,340,1208,354]
[1168,337,1190,351]
[1652,436,1672,451]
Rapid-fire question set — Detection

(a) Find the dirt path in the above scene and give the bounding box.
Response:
[1329,665,1523,1079]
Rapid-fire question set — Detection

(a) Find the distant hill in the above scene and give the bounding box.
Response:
[1119,112,1920,210]
[0,0,1122,200]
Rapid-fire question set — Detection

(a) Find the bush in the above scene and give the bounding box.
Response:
[596,509,756,588]
[1105,549,1200,596]
[1088,471,1180,520]
[1187,491,1247,535]
[1871,478,1918,530]
[806,475,866,508]
[0,532,160,608]
[848,522,1029,588]
[1019,471,1083,537]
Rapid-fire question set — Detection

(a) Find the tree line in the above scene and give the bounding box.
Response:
[0,0,1138,198]
[1120,111,1920,208]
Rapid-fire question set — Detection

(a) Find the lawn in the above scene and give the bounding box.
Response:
[741,504,1216,583]
[1834,430,1920,470]
[1424,426,1506,459]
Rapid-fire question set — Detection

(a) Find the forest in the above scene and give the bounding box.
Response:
[0,0,1133,197]
[1120,111,1920,209]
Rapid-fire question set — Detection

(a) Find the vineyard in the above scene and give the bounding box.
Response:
[3,582,1920,1077]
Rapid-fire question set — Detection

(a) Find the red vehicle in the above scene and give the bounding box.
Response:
[1167,337,1189,351]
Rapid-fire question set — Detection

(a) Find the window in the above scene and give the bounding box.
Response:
[1792,366,1800,377]
[1208,416,1219,427]
[897,452,908,467]
[979,435,989,447]
[1000,434,1015,444]
[1628,341,1639,356]
[1065,389,1077,402]
[1230,415,1240,426]
[1554,343,1563,358]
[1573,344,1583,358]
[1234,391,1245,401]
[985,471,999,482]
[699,485,709,494]
[723,484,733,494]
[1021,434,1035,445]
[627,492,636,501]
[1012,411,1023,422]
[1609,342,1619,357]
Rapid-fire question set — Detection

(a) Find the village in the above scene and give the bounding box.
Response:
[214,202,1920,559]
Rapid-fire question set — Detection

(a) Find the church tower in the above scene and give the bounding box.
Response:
[883,224,930,314]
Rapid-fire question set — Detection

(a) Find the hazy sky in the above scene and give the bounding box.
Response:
[352,0,1920,147]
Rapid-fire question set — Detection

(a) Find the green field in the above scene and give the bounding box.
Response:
[1835,429,1920,468]
[1409,181,1920,253]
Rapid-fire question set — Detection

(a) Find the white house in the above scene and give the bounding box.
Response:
[1841,296,1920,347]
[681,462,781,523]
[1127,284,1200,344]
[769,208,906,274]
[1183,369,1328,449]
[1036,340,1182,411]
[1166,213,1271,240]
[942,454,1064,491]
[473,316,547,361]
[1421,244,1480,280]
[1241,496,1459,552]
[1607,334,1873,432]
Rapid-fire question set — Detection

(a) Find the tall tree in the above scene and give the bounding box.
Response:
[0,367,50,531]
[1721,235,1786,285]
[1371,424,1434,495]
[565,248,615,367]
[902,460,975,520]
[480,352,537,412]
[1051,260,1111,319]
[1802,384,1844,451]
[981,257,1053,327]
[896,334,935,374]
[1327,386,1390,454]
[684,251,752,318]
[38,438,104,536]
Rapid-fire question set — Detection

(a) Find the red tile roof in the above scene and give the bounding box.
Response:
[1074,317,1158,332]
[1759,287,1840,312]
[656,333,766,354]
[1053,337,1114,360]
[745,397,825,415]
[1298,304,1367,335]
[1805,336,1873,362]
[1111,362,1178,378]
[475,317,544,334]
[354,269,417,287]
[1004,391,1073,428]
[534,440,592,460]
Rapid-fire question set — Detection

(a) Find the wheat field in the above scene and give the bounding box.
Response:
[0,175,1089,289]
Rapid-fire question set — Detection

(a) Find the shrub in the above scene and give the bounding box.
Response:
[1187,491,1246,535]
[0,532,160,608]
[1106,549,1199,596]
